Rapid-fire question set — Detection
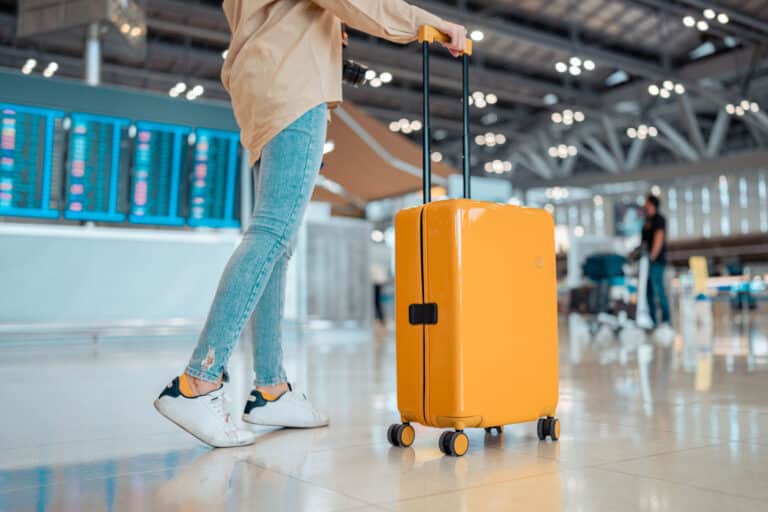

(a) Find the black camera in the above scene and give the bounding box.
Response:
[341,24,368,87]
[343,59,368,87]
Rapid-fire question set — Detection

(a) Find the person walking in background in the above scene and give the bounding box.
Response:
[153,0,467,448]
[642,194,672,328]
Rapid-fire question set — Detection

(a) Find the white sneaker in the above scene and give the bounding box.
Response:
[154,377,257,448]
[242,384,329,428]
[653,323,675,346]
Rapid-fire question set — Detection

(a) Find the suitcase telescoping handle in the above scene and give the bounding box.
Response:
[417,25,473,204]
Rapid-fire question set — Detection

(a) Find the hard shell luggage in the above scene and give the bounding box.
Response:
[387,26,560,457]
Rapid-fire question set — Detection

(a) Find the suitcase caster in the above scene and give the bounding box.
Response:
[439,430,469,457]
[387,423,415,448]
[484,426,503,435]
[537,417,560,441]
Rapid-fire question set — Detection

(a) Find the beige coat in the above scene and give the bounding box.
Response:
[221,0,444,165]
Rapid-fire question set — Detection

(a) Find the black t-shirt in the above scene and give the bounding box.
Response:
[642,213,667,263]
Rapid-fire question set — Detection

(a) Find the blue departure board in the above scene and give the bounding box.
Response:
[129,121,190,226]
[189,129,241,228]
[65,113,130,222]
[0,103,64,218]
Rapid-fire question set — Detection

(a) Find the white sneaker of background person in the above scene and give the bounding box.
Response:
[653,323,675,346]
[242,383,329,428]
[154,376,257,448]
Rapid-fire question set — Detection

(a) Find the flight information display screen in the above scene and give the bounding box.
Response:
[189,129,241,228]
[130,121,190,226]
[0,103,64,218]
[65,113,130,222]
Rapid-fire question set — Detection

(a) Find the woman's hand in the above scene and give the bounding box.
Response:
[437,21,468,57]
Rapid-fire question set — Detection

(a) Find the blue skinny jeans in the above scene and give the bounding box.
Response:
[186,103,327,384]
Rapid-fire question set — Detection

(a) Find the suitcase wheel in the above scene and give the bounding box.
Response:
[439,430,469,457]
[537,417,560,441]
[484,426,503,435]
[387,423,415,448]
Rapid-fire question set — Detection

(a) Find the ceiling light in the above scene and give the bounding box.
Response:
[648,126,658,137]
[555,62,568,73]
[24,58,37,69]
[401,125,412,134]
[174,82,187,93]
[475,134,486,145]
[552,113,563,123]
[503,161,513,171]
[410,120,422,131]
[365,69,376,80]
[399,118,410,129]
[627,127,637,138]
[470,30,485,41]
[569,67,582,76]
[431,152,443,162]
[568,145,578,156]
[548,147,559,158]
[485,162,493,172]
[472,91,485,100]
[648,84,660,96]
[186,90,198,100]
[703,9,716,19]
[663,80,674,90]
[191,85,204,95]
[717,13,729,24]
[697,20,709,31]
[569,57,582,67]
[495,134,506,144]
[371,230,384,243]
[583,60,595,71]
[563,109,573,118]
[121,23,130,34]
[370,78,382,87]
[740,100,750,110]
[130,26,142,37]
[169,88,180,98]
[674,83,686,94]
[726,104,736,114]
[475,98,487,108]
[750,102,760,113]
[486,93,498,104]
[42,62,58,78]
[735,106,745,116]
[563,117,574,126]
[683,16,696,27]
[389,122,400,132]
[323,140,335,154]
[574,111,585,122]
[379,72,393,83]
[660,89,671,99]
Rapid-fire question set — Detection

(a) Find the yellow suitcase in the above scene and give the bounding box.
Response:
[387,27,559,457]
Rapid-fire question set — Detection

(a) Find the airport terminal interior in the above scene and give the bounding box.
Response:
[1,0,767,511]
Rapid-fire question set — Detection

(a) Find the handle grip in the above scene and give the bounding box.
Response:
[418,25,473,56]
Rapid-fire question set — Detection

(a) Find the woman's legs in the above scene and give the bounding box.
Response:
[186,104,328,384]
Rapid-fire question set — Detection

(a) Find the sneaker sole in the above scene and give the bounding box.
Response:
[154,399,255,449]
[241,415,329,429]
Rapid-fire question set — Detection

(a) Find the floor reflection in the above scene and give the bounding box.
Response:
[0,303,766,511]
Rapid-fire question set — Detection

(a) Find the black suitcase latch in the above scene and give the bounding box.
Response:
[409,303,438,325]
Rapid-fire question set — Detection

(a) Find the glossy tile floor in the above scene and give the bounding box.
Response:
[1,302,767,511]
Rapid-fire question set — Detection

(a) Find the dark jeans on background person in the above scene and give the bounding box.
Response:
[373,284,385,323]
[647,261,671,325]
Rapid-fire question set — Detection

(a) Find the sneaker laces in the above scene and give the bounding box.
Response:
[208,390,238,437]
